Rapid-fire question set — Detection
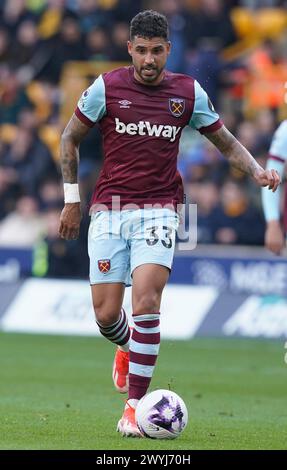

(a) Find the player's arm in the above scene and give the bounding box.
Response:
[59,75,106,240]
[59,114,91,240]
[205,125,281,192]
[189,81,280,189]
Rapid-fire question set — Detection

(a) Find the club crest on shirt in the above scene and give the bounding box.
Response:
[98,259,111,273]
[169,98,185,117]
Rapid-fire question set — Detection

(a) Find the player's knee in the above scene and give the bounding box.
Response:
[93,303,120,327]
[133,292,160,315]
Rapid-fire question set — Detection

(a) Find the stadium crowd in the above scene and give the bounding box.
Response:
[0,0,286,277]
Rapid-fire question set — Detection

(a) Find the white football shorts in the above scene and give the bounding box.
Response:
[88,208,179,286]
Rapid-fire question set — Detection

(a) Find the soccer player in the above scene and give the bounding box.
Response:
[262,120,287,255]
[59,10,280,437]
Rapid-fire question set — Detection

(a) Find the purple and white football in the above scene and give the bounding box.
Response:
[135,389,188,439]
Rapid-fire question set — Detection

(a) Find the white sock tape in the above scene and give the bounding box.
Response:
[64,183,80,203]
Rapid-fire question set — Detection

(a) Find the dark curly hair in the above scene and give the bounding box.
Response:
[130,10,169,41]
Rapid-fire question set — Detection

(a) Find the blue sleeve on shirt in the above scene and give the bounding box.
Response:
[269,120,287,160]
[261,157,285,222]
[77,75,106,123]
[189,80,220,130]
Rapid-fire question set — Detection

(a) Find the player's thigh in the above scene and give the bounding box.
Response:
[130,208,178,278]
[130,209,178,314]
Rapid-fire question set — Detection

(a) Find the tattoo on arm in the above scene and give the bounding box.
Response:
[60,114,91,183]
[205,125,261,177]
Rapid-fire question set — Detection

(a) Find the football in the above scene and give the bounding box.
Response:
[135,389,188,439]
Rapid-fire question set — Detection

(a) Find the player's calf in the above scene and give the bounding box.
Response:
[96,308,130,393]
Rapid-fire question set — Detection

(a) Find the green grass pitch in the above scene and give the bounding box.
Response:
[0,332,286,450]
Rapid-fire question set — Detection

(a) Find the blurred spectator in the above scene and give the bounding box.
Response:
[0,195,45,247]
[40,14,86,83]
[109,22,130,62]
[9,19,39,68]
[179,131,229,186]
[77,0,113,32]
[235,120,258,154]
[156,0,188,72]
[85,27,110,61]
[111,0,144,23]
[209,179,265,245]
[76,123,103,167]
[185,0,238,50]
[38,177,64,210]
[185,44,224,108]
[0,67,32,124]
[184,0,238,106]
[0,165,22,220]
[0,26,10,64]
[0,0,32,35]
[1,126,58,196]
[254,108,276,154]
[239,1,287,7]
[37,0,75,39]
[245,39,287,113]
[33,206,89,278]
[17,106,39,131]
[189,180,221,243]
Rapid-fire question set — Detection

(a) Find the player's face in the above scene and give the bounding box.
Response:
[128,36,171,86]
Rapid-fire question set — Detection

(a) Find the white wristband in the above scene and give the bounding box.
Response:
[64,183,81,203]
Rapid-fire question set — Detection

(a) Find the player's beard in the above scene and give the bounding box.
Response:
[138,64,164,83]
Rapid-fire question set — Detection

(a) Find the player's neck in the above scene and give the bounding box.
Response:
[133,69,166,87]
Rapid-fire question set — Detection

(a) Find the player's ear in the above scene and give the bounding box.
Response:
[166,41,171,56]
[127,41,133,56]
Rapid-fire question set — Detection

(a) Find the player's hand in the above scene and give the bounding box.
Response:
[265,220,285,256]
[59,203,82,240]
[253,168,281,192]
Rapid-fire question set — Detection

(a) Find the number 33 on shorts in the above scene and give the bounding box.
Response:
[145,225,174,249]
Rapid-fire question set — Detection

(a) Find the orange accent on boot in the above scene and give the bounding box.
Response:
[116,402,143,437]
[112,348,129,393]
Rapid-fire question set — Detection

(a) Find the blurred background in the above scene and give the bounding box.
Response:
[0,0,286,309]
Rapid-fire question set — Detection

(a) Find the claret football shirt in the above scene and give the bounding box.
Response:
[75,66,223,210]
